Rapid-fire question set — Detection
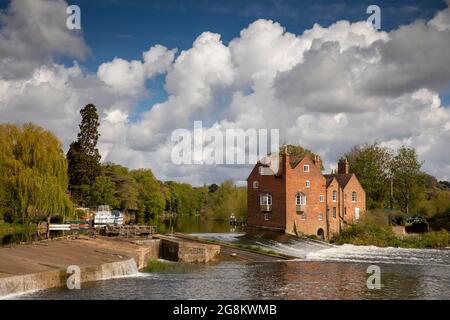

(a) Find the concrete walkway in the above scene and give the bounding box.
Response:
[0,236,158,279]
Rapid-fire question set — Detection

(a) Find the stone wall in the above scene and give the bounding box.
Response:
[0,258,138,298]
[132,239,161,269]
[0,238,161,298]
[160,238,220,263]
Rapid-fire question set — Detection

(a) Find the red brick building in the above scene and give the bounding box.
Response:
[247,153,366,240]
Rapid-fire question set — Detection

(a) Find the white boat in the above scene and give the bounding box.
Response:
[112,210,124,225]
[94,205,115,226]
[94,206,124,227]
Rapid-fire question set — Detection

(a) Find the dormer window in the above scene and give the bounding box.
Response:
[303,165,310,173]
[305,180,310,188]
[253,181,259,189]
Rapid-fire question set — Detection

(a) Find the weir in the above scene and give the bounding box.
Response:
[0,234,222,298]
[0,258,139,299]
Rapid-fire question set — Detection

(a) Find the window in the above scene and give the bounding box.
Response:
[319,195,324,202]
[300,212,307,220]
[352,191,357,202]
[344,207,347,215]
[296,193,306,205]
[264,213,270,221]
[305,180,310,188]
[332,190,337,202]
[318,213,323,221]
[253,181,259,189]
[260,193,272,205]
[332,207,336,219]
[303,165,310,172]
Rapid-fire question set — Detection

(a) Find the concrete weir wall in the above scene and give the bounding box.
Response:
[0,238,161,299]
[160,238,220,263]
[0,236,220,298]
[0,258,138,298]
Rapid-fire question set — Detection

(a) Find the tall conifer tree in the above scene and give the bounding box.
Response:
[67,104,101,204]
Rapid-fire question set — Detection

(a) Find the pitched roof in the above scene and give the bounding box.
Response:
[324,173,354,188]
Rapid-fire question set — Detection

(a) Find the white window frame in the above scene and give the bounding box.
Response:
[305,180,310,188]
[253,181,259,189]
[352,191,357,202]
[296,193,306,205]
[319,195,324,202]
[260,193,272,205]
[303,165,310,173]
[332,190,337,202]
[264,213,270,221]
[318,213,323,221]
[355,208,360,220]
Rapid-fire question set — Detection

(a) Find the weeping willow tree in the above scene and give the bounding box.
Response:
[0,124,73,223]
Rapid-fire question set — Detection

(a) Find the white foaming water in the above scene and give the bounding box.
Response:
[304,244,450,266]
[190,233,245,243]
[192,233,450,266]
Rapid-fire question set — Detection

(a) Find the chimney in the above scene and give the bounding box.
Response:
[337,157,349,174]
[280,147,289,176]
[313,155,322,170]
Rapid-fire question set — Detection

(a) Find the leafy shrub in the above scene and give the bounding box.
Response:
[331,212,449,248]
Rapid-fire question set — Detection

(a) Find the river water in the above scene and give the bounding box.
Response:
[13,217,450,300]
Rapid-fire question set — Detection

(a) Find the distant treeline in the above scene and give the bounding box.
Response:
[74,163,247,223]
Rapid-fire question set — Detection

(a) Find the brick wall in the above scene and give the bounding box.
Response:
[326,178,341,237]
[284,156,328,238]
[247,163,286,230]
[342,175,366,223]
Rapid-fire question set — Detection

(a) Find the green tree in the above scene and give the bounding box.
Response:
[89,175,117,208]
[67,104,101,204]
[130,169,165,222]
[164,181,206,216]
[391,146,425,214]
[345,143,393,209]
[102,163,139,212]
[0,124,72,223]
[204,180,247,220]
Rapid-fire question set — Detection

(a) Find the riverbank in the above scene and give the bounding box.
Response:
[0,236,160,298]
[331,222,450,248]
[0,222,36,237]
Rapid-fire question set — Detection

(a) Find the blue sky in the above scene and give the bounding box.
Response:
[2,0,447,109]
[60,0,446,65]
[53,0,448,111]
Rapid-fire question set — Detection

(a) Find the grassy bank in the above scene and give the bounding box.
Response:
[0,222,36,236]
[145,259,198,273]
[191,236,287,258]
[331,218,449,248]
